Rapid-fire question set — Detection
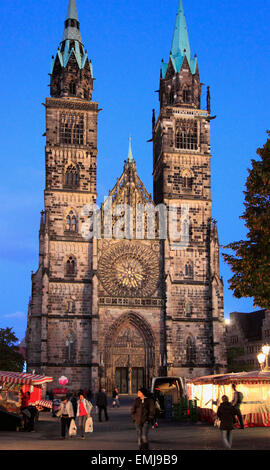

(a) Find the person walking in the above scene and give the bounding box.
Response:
[70,392,78,417]
[131,387,155,450]
[231,383,244,429]
[96,388,109,422]
[112,388,120,408]
[217,395,238,449]
[56,396,74,439]
[76,394,93,439]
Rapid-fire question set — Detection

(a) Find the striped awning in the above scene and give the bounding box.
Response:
[189,370,270,386]
[0,371,53,386]
[34,400,53,409]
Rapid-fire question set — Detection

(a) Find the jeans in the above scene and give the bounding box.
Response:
[78,415,88,437]
[235,404,244,428]
[221,430,233,449]
[61,416,71,437]
[136,422,150,449]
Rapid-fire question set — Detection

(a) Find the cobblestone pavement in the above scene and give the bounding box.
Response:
[0,398,269,451]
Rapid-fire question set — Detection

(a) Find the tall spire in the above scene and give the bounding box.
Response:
[63,0,82,43]
[161,0,197,78]
[127,136,134,163]
[66,0,79,21]
[171,0,191,61]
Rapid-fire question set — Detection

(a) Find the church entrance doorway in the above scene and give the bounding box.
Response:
[104,313,155,395]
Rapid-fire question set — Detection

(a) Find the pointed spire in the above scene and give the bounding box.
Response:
[63,0,82,43]
[127,136,134,163]
[66,0,79,21]
[171,0,191,61]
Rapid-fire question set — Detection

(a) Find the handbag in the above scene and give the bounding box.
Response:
[214,418,221,428]
[69,418,77,436]
[85,416,93,433]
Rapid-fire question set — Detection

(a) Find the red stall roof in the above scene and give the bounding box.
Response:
[0,371,53,386]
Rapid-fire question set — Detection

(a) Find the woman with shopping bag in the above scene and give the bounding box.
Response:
[56,397,74,439]
[76,394,93,439]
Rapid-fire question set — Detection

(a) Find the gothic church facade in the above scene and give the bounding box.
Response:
[26,0,227,393]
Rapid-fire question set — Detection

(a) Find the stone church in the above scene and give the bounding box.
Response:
[26,0,227,393]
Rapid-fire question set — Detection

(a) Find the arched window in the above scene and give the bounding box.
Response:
[66,210,78,232]
[185,301,192,317]
[66,299,75,314]
[186,336,196,364]
[65,164,79,188]
[181,169,193,190]
[183,87,191,104]
[69,82,76,96]
[175,120,198,150]
[184,261,193,278]
[65,332,76,362]
[66,255,76,276]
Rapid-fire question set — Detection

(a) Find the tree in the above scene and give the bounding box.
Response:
[0,327,24,371]
[223,132,270,309]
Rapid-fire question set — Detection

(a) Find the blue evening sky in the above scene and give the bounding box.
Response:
[0,0,269,342]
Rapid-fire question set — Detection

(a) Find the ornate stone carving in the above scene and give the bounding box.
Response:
[98,242,160,298]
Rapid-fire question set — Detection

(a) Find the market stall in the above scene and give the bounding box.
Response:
[187,370,270,428]
[0,371,53,431]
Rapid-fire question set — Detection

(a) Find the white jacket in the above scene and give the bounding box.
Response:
[56,400,74,418]
[76,398,93,417]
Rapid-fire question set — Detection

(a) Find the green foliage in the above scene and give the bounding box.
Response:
[0,327,24,371]
[223,132,270,308]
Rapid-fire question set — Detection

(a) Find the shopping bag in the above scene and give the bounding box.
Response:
[69,418,77,436]
[85,416,93,433]
[214,418,221,428]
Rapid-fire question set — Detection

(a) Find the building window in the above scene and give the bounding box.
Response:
[175,120,198,150]
[65,332,76,362]
[66,299,75,314]
[181,169,193,190]
[66,256,76,276]
[184,261,193,278]
[69,82,76,96]
[64,164,79,188]
[60,113,84,145]
[186,336,196,364]
[183,88,191,103]
[185,301,192,317]
[66,210,78,232]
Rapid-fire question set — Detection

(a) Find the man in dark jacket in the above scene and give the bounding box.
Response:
[95,388,108,422]
[131,387,155,450]
[217,395,238,449]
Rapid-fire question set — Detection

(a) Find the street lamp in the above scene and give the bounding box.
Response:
[257,353,266,371]
[257,345,270,371]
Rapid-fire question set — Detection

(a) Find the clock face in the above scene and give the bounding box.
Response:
[98,242,160,297]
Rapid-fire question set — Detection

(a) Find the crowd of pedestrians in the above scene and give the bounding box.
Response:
[42,383,245,449]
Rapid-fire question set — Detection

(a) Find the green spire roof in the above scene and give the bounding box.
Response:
[66,0,79,21]
[127,136,134,163]
[171,0,191,59]
[161,0,197,78]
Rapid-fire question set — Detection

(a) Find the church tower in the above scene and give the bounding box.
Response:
[153,0,227,376]
[26,0,99,388]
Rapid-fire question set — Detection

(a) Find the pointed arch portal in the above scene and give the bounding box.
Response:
[104,312,156,394]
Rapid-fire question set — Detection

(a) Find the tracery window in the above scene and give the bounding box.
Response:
[175,120,198,150]
[66,210,78,232]
[184,261,193,278]
[66,255,76,276]
[186,336,196,364]
[181,169,193,190]
[65,332,76,362]
[183,87,191,103]
[60,113,84,145]
[64,164,79,188]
